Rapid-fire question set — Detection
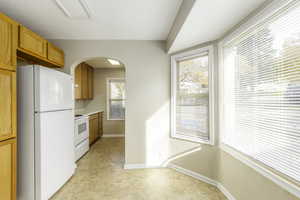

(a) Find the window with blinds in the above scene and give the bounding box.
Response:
[171,46,214,144]
[107,79,125,120]
[222,2,300,182]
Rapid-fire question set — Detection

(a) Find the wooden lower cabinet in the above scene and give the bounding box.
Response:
[89,112,103,145]
[89,113,99,145]
[98,112,103,138]
[0,138,16,200]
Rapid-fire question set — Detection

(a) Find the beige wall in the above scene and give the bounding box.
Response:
[171,145,218,180]
[84,68,125,136]
[50,40,199,167]
[218,150,299,200]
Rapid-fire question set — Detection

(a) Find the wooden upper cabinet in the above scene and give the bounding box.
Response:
[75,64,83,100]
[0,139,16,200]
[47,42,64,67]
[0,13,18,71]
[0,12,64,68]
[81,64,88,99]
[0,70,16,141]
[75,63,94,100]
[19,26,47,58]
[87,65,94,99]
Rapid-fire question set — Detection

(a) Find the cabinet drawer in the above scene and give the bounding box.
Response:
[47,43,64,67]
[0,138,16,200]
[0,70,16,141]
[19,26,47,58]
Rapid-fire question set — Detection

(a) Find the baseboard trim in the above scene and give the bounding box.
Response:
[168,163,236,200]
[123,162,235,200]
[168,163,217,186]
[217,183,236,200]
[123,163,163,169]
[102,134,125,138]
[220,143,300,199]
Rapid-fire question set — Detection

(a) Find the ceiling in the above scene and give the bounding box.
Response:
[0,0,182,40]
[85,57,125,69]
[168,0,267,53]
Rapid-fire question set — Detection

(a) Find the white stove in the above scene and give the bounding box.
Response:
[74,115,89,161]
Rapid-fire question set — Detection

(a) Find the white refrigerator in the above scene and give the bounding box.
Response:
[17,65,76,200]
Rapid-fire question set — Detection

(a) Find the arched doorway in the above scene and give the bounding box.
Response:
[71,57,126,167]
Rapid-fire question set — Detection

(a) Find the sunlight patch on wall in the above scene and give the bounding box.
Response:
[145,102,202,167]
[145,103,170,166]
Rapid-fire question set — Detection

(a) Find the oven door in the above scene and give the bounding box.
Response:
[74,118,89,146]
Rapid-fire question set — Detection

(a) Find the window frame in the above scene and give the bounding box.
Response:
[106,78,126,121]
[218,0,300,197]
[171,45,215,145]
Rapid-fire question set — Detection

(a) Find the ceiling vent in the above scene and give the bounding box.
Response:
[54,0,92,19]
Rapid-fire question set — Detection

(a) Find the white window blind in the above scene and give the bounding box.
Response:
[222,2,300,182]
[171,46,214,144]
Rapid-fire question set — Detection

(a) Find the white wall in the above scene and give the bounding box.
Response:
[50,40,199,166]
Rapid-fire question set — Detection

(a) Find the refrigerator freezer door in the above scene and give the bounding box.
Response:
[35,110,75,200]
[34,66,73,112]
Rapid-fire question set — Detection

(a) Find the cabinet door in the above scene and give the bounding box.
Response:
[89,118,95,145]
[19,26,47,58]
[87,66,93,99]
[0,13,18,71]
[74,64,82,100]
[99,112,103,138]
[47,43,64,67]
[0,138,16,200]
[81,64,88,99]
[0,70,16,141]
[94,116,99,140]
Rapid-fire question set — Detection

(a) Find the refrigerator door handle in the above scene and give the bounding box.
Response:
[35,109,73,113]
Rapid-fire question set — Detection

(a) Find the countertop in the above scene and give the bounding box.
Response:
[75,109,104,117]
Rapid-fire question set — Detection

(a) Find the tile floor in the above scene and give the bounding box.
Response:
[51,138,227,200]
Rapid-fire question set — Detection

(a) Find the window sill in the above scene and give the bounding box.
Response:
[171,133,214,145]
[219,143,300,198]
